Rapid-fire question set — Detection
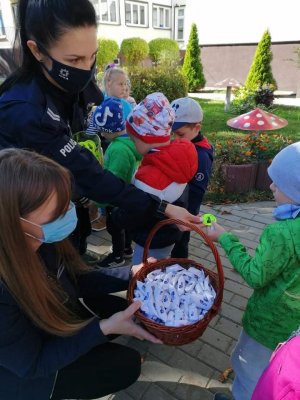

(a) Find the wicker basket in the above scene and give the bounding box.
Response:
[127,218,224,346]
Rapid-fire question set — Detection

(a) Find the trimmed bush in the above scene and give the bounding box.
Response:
[244,30,277,90]
[96,38,119,70]
[120,37,149,66]
[230,85,275,114]
[148,38,179,66]
[128,66,188,103]
[182,23,206,91]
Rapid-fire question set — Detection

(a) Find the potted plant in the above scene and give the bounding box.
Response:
[215,138,258,193]
[245,133,293,190]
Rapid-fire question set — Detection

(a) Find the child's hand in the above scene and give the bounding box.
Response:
[131,257,157,276]
[204,222,226,242]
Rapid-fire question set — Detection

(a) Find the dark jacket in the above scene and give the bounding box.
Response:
[0,244,132,400]
[188,133,213,215]
[0,73,158,225]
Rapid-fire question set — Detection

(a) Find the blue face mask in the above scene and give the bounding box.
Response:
[21,202,78,243]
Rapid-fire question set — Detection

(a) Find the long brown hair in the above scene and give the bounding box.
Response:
[0,149,90,335]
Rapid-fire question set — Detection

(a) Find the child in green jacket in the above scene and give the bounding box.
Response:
[87,97,142,268]
[206,142,300,400]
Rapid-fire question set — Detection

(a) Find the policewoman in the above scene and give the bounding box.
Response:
[0,0,199,263]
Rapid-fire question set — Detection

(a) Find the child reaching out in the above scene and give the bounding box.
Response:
[206,142,300,400]
[126,92,198,264]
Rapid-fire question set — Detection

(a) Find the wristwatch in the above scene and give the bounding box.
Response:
[156,199,169,217]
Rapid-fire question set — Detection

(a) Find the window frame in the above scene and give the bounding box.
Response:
[93,0,121,25]
[152,4,171,30]
[0,10,6,38]
[174,6,185,42]
[125,0,148,28]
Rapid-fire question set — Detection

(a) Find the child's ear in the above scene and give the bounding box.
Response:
[195,122,201,132]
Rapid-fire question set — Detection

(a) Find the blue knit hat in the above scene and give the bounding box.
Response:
[268,141,300,203]
[86,97,125,134]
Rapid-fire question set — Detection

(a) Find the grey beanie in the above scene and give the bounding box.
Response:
[268,141,300,203]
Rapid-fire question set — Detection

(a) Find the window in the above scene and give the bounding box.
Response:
[175,6,185,41]
[92,0,119,24]
[152,5,171,29]
[0,11,5,37]
[125,1,148,27]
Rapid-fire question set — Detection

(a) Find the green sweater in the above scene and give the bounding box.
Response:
[219,217,300,349]
[100,136,142,207]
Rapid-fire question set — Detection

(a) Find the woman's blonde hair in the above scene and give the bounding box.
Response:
[0,149,90,336]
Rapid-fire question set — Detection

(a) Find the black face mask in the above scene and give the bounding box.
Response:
[41,53,96,94]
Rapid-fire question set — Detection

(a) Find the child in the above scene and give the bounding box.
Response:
[87,97,142,268]
[170,97,214,258]
[206,142,300,400]
[252,326,300,400]
[89,65,134,231]
[102,64,133,119]
[126,92,198,264]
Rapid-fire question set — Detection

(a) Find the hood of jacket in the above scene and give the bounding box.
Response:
[135,138,198,190]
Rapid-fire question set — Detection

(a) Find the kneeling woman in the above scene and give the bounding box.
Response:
[0,149,160,400]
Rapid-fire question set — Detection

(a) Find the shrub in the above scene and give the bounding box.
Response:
[96,38,119,70]
[230,86,275,114]
[120,37,149,67]
[182,23,206,91]
[148,38,179,66]
[128,66,188,103]
[244,30,277,91]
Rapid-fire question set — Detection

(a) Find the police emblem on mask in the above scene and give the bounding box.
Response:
[59,68,69,80]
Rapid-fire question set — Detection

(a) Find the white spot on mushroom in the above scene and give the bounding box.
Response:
[270,116,276,120]
[272,122,278,126]
[244,122,251,128]
[244,116,250,119]
[257,120,265,126]
[256,113,262,118]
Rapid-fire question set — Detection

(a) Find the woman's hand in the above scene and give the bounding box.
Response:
[99,301,162,344]
[165,204,201,231]
[204,222,226,242]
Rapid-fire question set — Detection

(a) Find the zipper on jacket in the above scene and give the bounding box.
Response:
[49,370,58,399]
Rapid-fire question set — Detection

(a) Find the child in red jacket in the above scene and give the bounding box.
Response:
[126,92,198,264]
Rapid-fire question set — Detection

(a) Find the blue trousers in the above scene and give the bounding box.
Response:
[231,329,272,400]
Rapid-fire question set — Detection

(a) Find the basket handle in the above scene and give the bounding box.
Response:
[142,218,224,294]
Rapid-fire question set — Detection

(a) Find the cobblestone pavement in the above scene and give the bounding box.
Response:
[87,201,275,400]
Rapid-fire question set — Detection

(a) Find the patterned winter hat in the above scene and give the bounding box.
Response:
[126,92,175,144]
[87,97,125,134]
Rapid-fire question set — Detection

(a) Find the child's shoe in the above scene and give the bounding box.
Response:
[124,247,134,259]
[97,252,125,268]
[213,393,232,400]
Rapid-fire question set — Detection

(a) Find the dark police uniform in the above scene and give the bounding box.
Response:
[0,72,158,237]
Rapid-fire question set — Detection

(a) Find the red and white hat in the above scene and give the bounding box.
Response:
[126,92,175,144]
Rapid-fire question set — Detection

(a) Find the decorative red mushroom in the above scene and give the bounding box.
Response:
[214,78,242,111]
[227,108,288,131]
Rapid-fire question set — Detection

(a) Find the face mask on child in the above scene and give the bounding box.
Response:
[21,202,78,243]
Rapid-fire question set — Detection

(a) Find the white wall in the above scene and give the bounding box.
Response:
[185,0,300,46]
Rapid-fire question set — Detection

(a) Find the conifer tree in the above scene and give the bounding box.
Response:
[244,30,277,90]
[182,23,206,91]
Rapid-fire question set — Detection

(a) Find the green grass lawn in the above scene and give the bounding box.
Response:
[190,98,300,203]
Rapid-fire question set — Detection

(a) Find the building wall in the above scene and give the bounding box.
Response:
[201,42,300,95]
